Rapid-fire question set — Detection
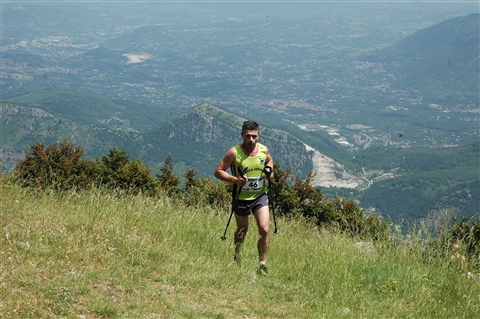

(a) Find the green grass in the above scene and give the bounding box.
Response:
[1,175,479,318]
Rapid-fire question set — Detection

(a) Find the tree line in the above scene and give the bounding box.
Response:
[6,140,479,270]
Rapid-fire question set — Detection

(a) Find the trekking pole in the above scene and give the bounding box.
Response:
[221,166,247,241]
[263,166,279,234]
[220,200,236,241]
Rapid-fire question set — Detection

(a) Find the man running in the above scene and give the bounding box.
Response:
[214,120,274,275]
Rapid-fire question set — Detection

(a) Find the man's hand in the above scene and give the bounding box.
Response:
[263,166,274,180]
[236,175,247,187]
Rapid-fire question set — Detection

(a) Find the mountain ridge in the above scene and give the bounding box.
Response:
[362,13,479,102]
[141,102,363,187]
[1,100,363,189]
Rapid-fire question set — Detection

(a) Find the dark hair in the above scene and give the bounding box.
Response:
[242,120,259,134]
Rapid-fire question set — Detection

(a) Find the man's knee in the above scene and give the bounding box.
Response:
[258,227,269,238]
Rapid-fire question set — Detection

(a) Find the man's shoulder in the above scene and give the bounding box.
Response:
[257,143,268,152]
[228,145,238,154]
[232,144,241,153]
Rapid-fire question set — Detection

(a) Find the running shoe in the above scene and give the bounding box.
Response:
[257,264,269,276]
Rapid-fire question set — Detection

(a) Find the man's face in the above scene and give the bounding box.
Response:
[241,129,259,150]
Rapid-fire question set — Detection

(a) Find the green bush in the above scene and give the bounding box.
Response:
[184,168,198,191]
[421,212,480,271]
[184,176,231,210]
[442,216,480,270]
[97,148,156,195]
[321,196,390,240]
[13,142,157,195]
[155,155,181,194]
[270,163,390,240]
[13,141,96,191]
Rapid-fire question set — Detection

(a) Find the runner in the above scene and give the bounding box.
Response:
[214,120,275,275]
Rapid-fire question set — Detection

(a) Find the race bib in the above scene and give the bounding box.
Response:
[242,176,264,192]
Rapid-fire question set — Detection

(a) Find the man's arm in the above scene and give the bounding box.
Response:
[214,148,246,186]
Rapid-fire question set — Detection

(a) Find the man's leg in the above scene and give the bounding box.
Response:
[234,213,249,262]
[254,205,270,263]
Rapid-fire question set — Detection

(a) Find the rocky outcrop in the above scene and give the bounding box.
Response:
[305,144,365,189]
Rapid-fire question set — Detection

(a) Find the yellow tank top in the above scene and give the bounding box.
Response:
[232,143,268,201]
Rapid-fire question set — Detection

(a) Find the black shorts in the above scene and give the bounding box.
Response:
[235,193,269,217]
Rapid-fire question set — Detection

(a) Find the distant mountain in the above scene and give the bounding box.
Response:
[141,102,345,181]
[0,102,141,170]
[1,97,362,188]
[361,13,479,103]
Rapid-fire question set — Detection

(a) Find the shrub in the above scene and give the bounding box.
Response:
[268,162,298,217]
[270,163,390,240]
[13,141,96,191]
[184,168,198,191]
[444,216,480,270]
[321,196,390,240]
[184,176,231,210]
[155,155,181,194]
[270,163,324,217]
[97,148,156,195]
[421,212,480,271]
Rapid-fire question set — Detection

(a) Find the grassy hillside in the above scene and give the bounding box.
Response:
[1,174,479,318]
